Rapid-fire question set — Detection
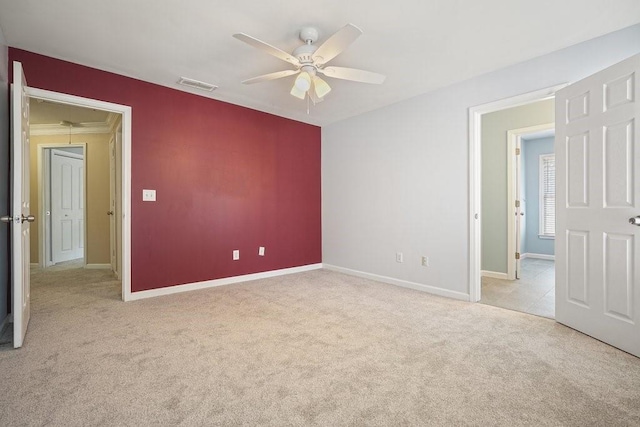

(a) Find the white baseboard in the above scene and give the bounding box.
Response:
[481,270,509,280]
[127,263,324,301]
[85,264,112,270]
[521,253,555,261]
[323,264,470,301]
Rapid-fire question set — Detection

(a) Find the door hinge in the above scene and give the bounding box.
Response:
[515,252,520,260]
[515,200,520,208]
[515,148,521,155]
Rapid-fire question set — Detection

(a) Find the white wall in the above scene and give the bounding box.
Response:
[0,23,9,326]
[322,24,640,299]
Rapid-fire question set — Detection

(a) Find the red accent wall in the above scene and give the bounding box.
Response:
[10,49,321,292]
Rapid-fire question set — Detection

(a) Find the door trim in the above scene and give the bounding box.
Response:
[506,123,554,280]
[108,134,116,274]
[37,144,87,267]
[27,87,133,301]
[468,84,566,302]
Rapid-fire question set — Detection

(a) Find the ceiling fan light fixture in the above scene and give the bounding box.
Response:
[294,72,311,92]
[234,23,385,107]
[313,76,331,98]
[290,85,306,100]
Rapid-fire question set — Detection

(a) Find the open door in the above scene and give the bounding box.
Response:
[9,61,32,348]
[556,53,640,357]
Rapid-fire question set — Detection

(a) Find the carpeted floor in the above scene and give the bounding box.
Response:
[1,265,639,426]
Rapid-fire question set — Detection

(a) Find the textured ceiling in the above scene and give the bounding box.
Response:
[1,0,639,126]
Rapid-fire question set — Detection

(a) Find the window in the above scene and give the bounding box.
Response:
[539,154,555,238]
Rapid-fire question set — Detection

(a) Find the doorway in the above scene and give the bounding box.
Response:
[481,128,556,317]
[468,84,566,310]
[26,87,132,301]
[31,99,120,275]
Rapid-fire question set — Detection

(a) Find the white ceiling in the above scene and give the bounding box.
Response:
[30,99,110,125]
[1,0,639,126]
[29,99,118,136]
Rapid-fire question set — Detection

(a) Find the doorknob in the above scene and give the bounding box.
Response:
[1,215,34,223]
[21,214,35,223]
[520,212,525,216]
[629,216,640,226]
[107,211,114,216]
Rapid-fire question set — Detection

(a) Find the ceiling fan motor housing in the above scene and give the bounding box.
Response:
[299,27,319,44]
[293,43,318,65]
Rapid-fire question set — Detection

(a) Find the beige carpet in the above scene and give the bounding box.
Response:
[1,265,639,426]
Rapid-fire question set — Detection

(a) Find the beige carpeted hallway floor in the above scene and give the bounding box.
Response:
[1,265,639,426]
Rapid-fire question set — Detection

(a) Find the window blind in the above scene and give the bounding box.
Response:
[541,154,555,236]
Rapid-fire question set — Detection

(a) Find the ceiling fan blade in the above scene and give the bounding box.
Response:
[312,23,363,65]
[319,66,386,84]
[290,84,306,100]
[233,33,300,66]
[242,69,300,85]
[312,76,331,98]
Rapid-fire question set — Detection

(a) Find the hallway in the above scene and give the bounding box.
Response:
[480,258,555,318]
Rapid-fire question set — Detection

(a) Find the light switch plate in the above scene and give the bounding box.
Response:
[258,246,265,256]
[142,189,156,201]
[233,250,240,260]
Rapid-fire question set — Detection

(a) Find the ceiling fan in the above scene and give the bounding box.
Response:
[233,24,386,104]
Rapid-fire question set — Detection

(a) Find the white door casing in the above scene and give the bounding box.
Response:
[11,61,31,348]
[556,53,640,357]
[51,149,84,263]
[109,136,117,274]
[26,87,132,301]
[507,123,555,280]
[468,85,565,302]
[515,137,522,279]
[115,124,122,280]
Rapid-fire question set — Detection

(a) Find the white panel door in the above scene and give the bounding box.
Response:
[51,149,84,263]
[10,62,31,348]
[556,53,640,357]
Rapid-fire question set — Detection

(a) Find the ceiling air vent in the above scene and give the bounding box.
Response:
[177,77,218,92]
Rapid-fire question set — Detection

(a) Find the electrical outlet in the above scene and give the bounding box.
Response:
[142,189,156,201]
[396,252,403,263]
[258,246,265,256]
[421,256,429,267]
[233,250,239,260]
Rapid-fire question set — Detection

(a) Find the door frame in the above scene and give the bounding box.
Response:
[37,144,87,267]
[108,134,117,275]
[27,87,133,301]
[468,84,565,302]
[506,123,555,280]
